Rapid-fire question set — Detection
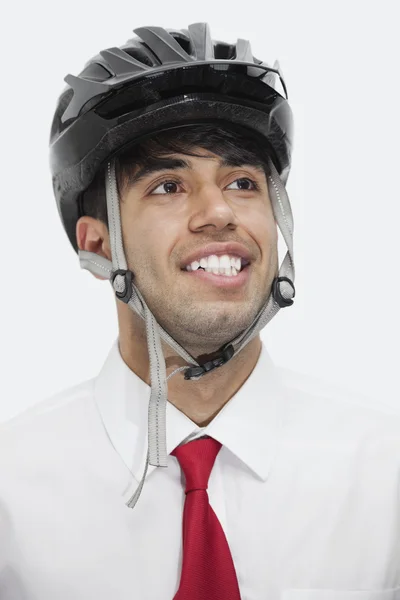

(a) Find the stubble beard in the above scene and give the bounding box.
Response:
[135,270,271,358]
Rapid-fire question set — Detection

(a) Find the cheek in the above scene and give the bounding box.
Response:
[245,207,277,248]
[121,205,152,246]
[122,211,179,268]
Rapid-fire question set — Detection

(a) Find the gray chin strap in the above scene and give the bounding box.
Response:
[79,157,295,509]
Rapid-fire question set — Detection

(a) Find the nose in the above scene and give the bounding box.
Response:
[188,183,238,233]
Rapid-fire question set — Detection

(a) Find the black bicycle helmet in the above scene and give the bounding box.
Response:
[49,22,293,253]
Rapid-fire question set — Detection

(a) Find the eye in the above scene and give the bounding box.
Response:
[226,177,260,191]
[150,180,182,195]
[149,177,260,195]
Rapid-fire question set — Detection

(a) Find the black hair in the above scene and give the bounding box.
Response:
[81,123,272,227]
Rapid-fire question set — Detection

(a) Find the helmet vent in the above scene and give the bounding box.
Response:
[170,32,192,55]
[123,46,158,67]
[79,63,112,83]
[214,42,236,60]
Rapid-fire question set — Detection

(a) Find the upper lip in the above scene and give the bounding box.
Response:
[180,243,253,269]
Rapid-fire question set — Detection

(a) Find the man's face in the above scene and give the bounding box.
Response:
[118,148,278,355]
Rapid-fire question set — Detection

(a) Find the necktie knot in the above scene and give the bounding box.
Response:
[171,437,222,493]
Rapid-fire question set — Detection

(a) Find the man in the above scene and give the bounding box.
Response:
[1,22,399,600]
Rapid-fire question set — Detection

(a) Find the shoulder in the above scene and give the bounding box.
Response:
[276,364,400,449]
[277,363,399,414]
[0,377,97,452]
[0,377,105,567]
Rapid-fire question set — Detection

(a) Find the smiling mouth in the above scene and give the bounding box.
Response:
[180,264,250,274]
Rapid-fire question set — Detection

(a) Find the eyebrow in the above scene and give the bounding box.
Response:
[125,156,266,188]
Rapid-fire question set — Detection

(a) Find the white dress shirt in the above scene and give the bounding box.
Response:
[1,339,400,600]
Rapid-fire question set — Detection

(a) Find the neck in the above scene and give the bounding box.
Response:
[117,304,262,427]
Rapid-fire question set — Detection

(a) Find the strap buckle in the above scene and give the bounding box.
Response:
[184,344,235,380]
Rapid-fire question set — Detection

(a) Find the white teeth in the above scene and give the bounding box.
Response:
[229,257,241,271]
[187,254,243,273]
[208,255,219,270]
[219,255,231,269]
[203,266,238,277]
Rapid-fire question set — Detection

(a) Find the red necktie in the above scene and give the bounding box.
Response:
[171,437,241,600]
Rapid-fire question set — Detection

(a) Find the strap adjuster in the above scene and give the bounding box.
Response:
[272,276,295,307]
[184,344,235,380]
[111,269,133,304]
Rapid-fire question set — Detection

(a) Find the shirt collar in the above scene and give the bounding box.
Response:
[94,338,287,483]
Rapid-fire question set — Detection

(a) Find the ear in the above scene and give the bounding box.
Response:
[76,217,111,280]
